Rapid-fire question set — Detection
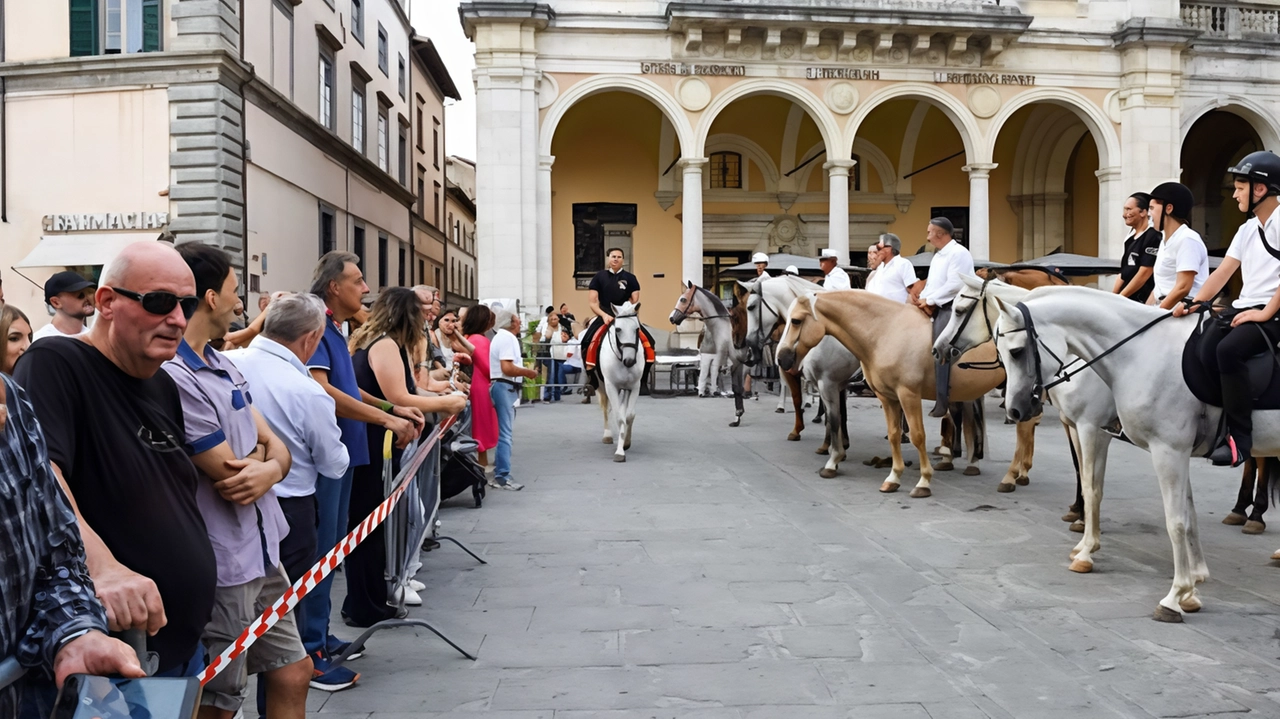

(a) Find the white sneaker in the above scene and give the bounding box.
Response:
[488,478,524,490]
[404,587,423,606]
[408,579,425,592]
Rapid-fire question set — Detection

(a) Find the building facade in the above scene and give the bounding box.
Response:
[445,155,479,307]
[460,0,1279,328]
[410,36,461,300]
[0,0,457,323]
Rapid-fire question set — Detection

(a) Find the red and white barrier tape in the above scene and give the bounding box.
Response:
[198,414,457,685]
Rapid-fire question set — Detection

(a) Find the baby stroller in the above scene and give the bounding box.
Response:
[439,405,486,508]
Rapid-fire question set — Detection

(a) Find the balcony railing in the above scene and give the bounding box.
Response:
[1182,2,1280,37]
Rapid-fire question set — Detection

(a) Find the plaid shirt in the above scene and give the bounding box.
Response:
[0,374,107,717]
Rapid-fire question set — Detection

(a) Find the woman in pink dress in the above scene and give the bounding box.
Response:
[461,304,499,468]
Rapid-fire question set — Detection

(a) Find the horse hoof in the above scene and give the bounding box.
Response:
[996,483,1015,493]
[729,420,740,428]
[1070,520,1085,533]
[787,432,801,441]
[963,466,981,476]
[775,408,785,414]
[910,487,932,499]
[1271,549,1280,561]
[603,437,613,444]
[1068,559,1093,574]
[1062,510,1082,523]
[935,461,954,472]
[1244,520,1266,535]
[819,468,837,479]
[1152,605,1183,623]
[863,456,882,466]
[613,455,626,463]
[1180,596,1202,613]
[1015,475,1030,486]
[1223,512,1247,526]
[1069,547,1080,559]
[879,482,900,493]
[623,442,631,451]
[816,447,829,455]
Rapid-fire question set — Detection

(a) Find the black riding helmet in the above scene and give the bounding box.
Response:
[1149,181,1194,232]
[1228,150,1280,215]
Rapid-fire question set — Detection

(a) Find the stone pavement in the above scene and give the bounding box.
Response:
[292,393,1280,718]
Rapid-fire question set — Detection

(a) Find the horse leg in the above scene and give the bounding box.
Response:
[730,364,745,428]
[935,415,955,471]
[599,375,614,444]
[607,384,627,461]
[1069,423,1110,572]
[623,387,637,452]
[900,391,934,498]
[878,396,906,493]
[1184,478,1210,595]
[1149,445,1199,622]
[819,380,844,478]
[1245,457,1270,534]
[785,371,804,440]
[1063,422,1085,523]
[1225,457,1255,526]
[961,401,981,476]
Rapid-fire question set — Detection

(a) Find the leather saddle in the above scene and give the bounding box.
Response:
[1181,313,1280,410]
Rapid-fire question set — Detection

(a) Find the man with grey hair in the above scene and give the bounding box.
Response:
[913,217,975,416]
[490,307,538,490]
[867,233,920,304]
[225,293,352,699]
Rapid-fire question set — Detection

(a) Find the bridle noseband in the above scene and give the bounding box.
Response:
[610,313,641,360]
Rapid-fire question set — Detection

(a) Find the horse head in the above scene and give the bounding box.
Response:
[775,292,825,372]
[990,295,1045,422]
[729,293,748,351]
[669,280,698,326]
[611,301,642,368]
[933,273,997,364]
[741,278,781,366]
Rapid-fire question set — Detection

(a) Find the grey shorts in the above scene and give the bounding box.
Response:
[200,565,308,711]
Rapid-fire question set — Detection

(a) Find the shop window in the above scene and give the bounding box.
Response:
[709,151,741,189]
[71,0,161,56]
[703,252,750,300]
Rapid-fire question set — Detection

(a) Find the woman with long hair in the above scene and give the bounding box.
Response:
[433,308,475,367]
[1,305,32,374]
[342,288,467,627]
[460,304,498,469]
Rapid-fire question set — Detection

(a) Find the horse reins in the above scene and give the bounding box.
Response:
[946,275,1004,372]
[608,313,641,361]
[673,285,730,324]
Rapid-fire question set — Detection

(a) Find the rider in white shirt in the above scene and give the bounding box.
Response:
[818,249,851,290]
[1149,182,1209,310]
[867,234,918,305]
[913,217,975,416]
[1174,152,1280,466]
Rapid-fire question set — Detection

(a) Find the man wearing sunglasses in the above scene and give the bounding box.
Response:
[161,243,311,719]
[14,241,218,680]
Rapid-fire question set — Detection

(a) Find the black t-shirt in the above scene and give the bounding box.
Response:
[1120,227,1161,303]
[587,269,641,316]
[13,338,217,673]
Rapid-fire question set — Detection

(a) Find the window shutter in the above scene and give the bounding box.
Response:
[69,0,98,57]
[142,0,161,52]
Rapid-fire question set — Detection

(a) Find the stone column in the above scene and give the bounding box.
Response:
[537,155,555,308]
[963,163,997,261]
[824,159,855,259]
[680,158,708,285]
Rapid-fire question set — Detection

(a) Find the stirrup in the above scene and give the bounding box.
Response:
[1208,435,1245,468]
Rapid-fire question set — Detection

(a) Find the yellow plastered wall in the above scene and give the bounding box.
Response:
[1069,137,1100,258]
[877,104,968,253]
[550,93,684,328]
[989,110,1031,263]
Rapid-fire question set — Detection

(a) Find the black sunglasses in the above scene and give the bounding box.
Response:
[110,287,199,319]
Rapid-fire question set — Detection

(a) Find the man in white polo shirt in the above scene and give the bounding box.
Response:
[867,234,919,304]
[490,308,538,491]
[818,249,851,290]
[914,217,975,416]
[1149,181,1209,310]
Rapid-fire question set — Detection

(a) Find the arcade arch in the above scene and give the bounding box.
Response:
[1180,108,1267,251]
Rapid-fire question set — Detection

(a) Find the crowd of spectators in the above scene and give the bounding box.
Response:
[0,243,549,718]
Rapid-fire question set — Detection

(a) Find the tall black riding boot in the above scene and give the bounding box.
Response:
[929,361,952,418]
[639,362,653,396]
[1209,372,1253,468]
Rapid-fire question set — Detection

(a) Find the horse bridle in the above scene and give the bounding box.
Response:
[609,313,641,361]
[749,281,784,346]
[672,284,729,325]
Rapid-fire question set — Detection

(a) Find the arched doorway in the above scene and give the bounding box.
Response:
[1180,110,1264,251]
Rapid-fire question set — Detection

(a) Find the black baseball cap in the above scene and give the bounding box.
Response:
[44,271,95,302]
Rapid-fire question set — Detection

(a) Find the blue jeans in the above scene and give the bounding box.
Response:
[299,465,355,655]
[556,362,579,395]
[546,359,564,400]
[490,381,520,482]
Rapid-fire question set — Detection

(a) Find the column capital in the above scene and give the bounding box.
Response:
[539,155,556,171]
[678,157,709,171]
[962,163,998,178]
[1094,165,1122,182]
[823,158,856,176]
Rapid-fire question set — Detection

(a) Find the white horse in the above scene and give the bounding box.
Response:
[934,275,1120,569]
[596,302,645,462]
[989,286,1223,622]
[741,275,860,477]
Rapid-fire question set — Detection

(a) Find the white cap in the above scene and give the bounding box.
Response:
[819,249,840,260]
[785,265,799,275]
[752,252,770,264]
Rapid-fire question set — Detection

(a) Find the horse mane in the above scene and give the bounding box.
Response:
[614,300,640,318]
[695,286,729,316]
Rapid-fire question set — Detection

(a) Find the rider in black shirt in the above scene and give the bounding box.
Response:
[583,247,655,389]
[1112,191,1162,303]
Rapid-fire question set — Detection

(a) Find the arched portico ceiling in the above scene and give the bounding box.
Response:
[845,84,982,164]
[539,75,697,157]
[794,138,897,195]
[986,87,1119,169]
[1181,96,1280,151]
[694,79,843,165]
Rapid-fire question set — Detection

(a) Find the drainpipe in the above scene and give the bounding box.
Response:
[2,0,9,223]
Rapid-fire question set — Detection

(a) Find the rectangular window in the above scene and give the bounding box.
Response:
[419,259,426,286]
[434,266,442,294]
[398,124,408,185]
[319,50,335,130]
[433,182,442,228]
[319,205,336,256]
[353,225,366,276]
[398,55,406,99]
[416,167,425,218]
[377,234,388,289]
[377,24,388,76]
[416,108,424,150]
[709,151,742,189]
[432,118,440,169]
[271,0,294,98]
[377,110,388,171]
[350,0,363,44]
[351,86,366,153]
[397,244,406,287]
[71,0,159,56]
[573,203,637,277]
[105,0,122,53]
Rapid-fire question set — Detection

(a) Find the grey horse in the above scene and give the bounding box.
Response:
[669,281,747,426]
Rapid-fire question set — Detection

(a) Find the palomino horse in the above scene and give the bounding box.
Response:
[669,282,747,426]
[777,290,1037,497]
[740,275,858,477]
[594,302,645,462]
[988,286,1222,621]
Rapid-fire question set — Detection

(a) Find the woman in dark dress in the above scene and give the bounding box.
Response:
[342,288,468,627]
